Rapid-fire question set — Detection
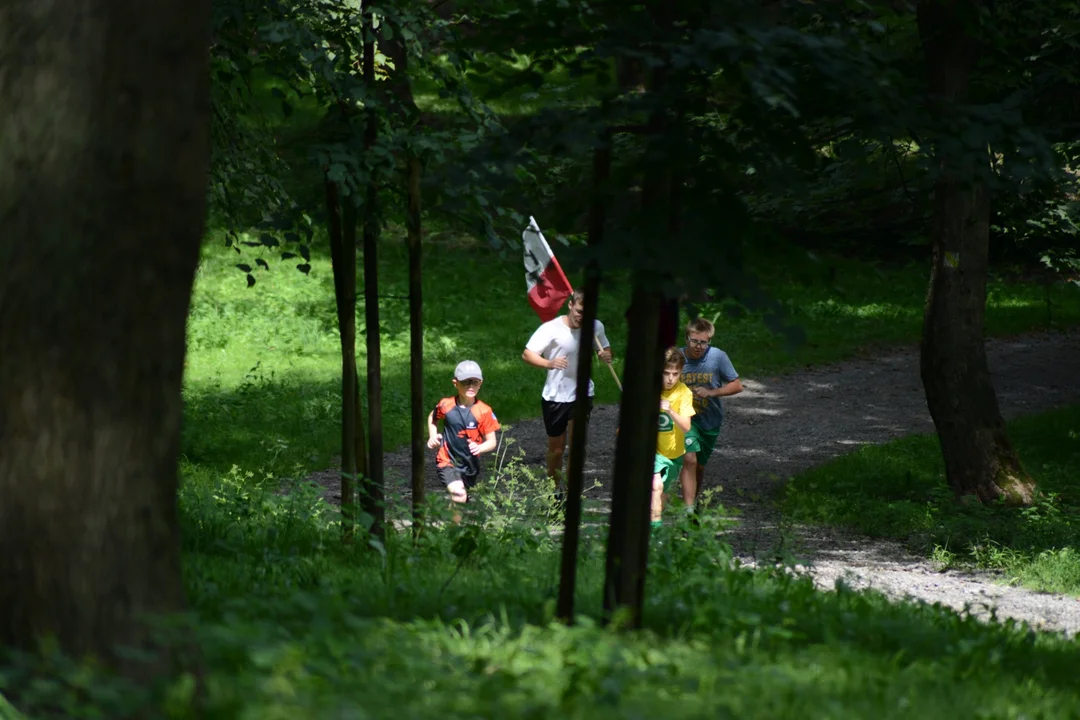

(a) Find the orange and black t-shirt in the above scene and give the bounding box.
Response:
[433,397,500,476]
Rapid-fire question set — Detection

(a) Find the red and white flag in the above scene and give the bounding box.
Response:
[522,216,573,322]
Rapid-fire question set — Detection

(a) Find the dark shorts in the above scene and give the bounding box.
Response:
[541,396,594,438]
[437,466,479,489]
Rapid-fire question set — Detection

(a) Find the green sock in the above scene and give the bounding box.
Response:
[651,520,662,529]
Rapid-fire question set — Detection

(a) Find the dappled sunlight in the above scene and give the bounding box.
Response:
[802,298,921,321]
[739,407,787,416]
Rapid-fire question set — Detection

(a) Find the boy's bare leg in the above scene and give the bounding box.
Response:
[546,433,566,491]
[562,419,577,488]
[447,480,468,524]
[651,475,665,523]
[679,451,699,507]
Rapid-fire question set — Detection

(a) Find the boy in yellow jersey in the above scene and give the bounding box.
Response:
[652,347,695,528]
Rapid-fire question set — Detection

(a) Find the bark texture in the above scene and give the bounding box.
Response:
[361,0,386,538]
[917,0,1035,505]
[406,155,426,529]
[558,134,611,623]
[0,0,211,675]
[326,177,359,539]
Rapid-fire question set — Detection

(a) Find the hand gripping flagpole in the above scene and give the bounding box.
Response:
[595,336,622,392]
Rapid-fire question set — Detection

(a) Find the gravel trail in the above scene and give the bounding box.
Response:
[305,329,1080,636]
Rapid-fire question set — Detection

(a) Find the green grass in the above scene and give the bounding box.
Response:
[6,469,1080,718]
[699,243,1080,376]
[783,403,1080,594]
[182,230,632,480]
[182,230,1080,482]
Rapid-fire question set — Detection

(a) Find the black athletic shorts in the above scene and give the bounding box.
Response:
[437,466,479,489]
[541,396,594,438]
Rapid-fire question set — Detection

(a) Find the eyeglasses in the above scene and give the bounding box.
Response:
[686,338,711,347]
[457,378,482,387]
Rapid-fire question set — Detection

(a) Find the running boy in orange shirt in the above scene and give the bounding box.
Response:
[427,360,501,522]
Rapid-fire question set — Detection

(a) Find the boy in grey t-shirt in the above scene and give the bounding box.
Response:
[678,317,743,511]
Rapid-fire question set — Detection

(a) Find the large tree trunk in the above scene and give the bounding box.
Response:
[0,0,211,680]
[917,0,1034,505]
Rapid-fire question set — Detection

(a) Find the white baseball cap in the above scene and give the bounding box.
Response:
[454,360,483,381]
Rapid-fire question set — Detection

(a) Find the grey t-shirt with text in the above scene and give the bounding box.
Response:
[679,346,739,431]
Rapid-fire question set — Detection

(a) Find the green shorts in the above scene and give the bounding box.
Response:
[653,453,684,494]
[684,424,721,466]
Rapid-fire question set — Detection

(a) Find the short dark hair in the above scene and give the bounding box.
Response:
[686,317,714,336]
[663,346,685,370]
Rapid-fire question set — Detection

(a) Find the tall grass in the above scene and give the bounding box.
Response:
[6,459,1080,718]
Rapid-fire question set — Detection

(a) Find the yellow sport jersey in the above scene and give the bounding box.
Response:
[657,382,695,459]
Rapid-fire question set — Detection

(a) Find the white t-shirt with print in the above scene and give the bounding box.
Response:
[526,316,610,402]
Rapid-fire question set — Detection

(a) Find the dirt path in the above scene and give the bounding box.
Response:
[305,329,1080,636]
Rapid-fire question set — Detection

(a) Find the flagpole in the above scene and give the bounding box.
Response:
[594,336,622,392]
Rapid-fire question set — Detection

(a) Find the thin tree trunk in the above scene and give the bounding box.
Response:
[406,154,426,531]
[602,284,663,626]
[602,36,671,625]
[557,133,611,624]
[362,0,386,538]
[0,0,210,682]
[917,0,1034,505]
[382,12,426,534]
[326,178,358,540]
[345,198,370,501]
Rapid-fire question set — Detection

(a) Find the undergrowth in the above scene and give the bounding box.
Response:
[4,457,1080,718]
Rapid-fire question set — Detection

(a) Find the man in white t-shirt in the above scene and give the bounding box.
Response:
[522,289,614,502]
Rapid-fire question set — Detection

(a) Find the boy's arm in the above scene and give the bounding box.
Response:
[710,378,744,397]
[665,408,692,434]
[524,326,564,369]
[595,321,613,364]
[709,354,744,397]
[426,410,441,449]
[471,431,498,456]
[523,347,566,370]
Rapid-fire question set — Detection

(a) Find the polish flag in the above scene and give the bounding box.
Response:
[522,216,573,322]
